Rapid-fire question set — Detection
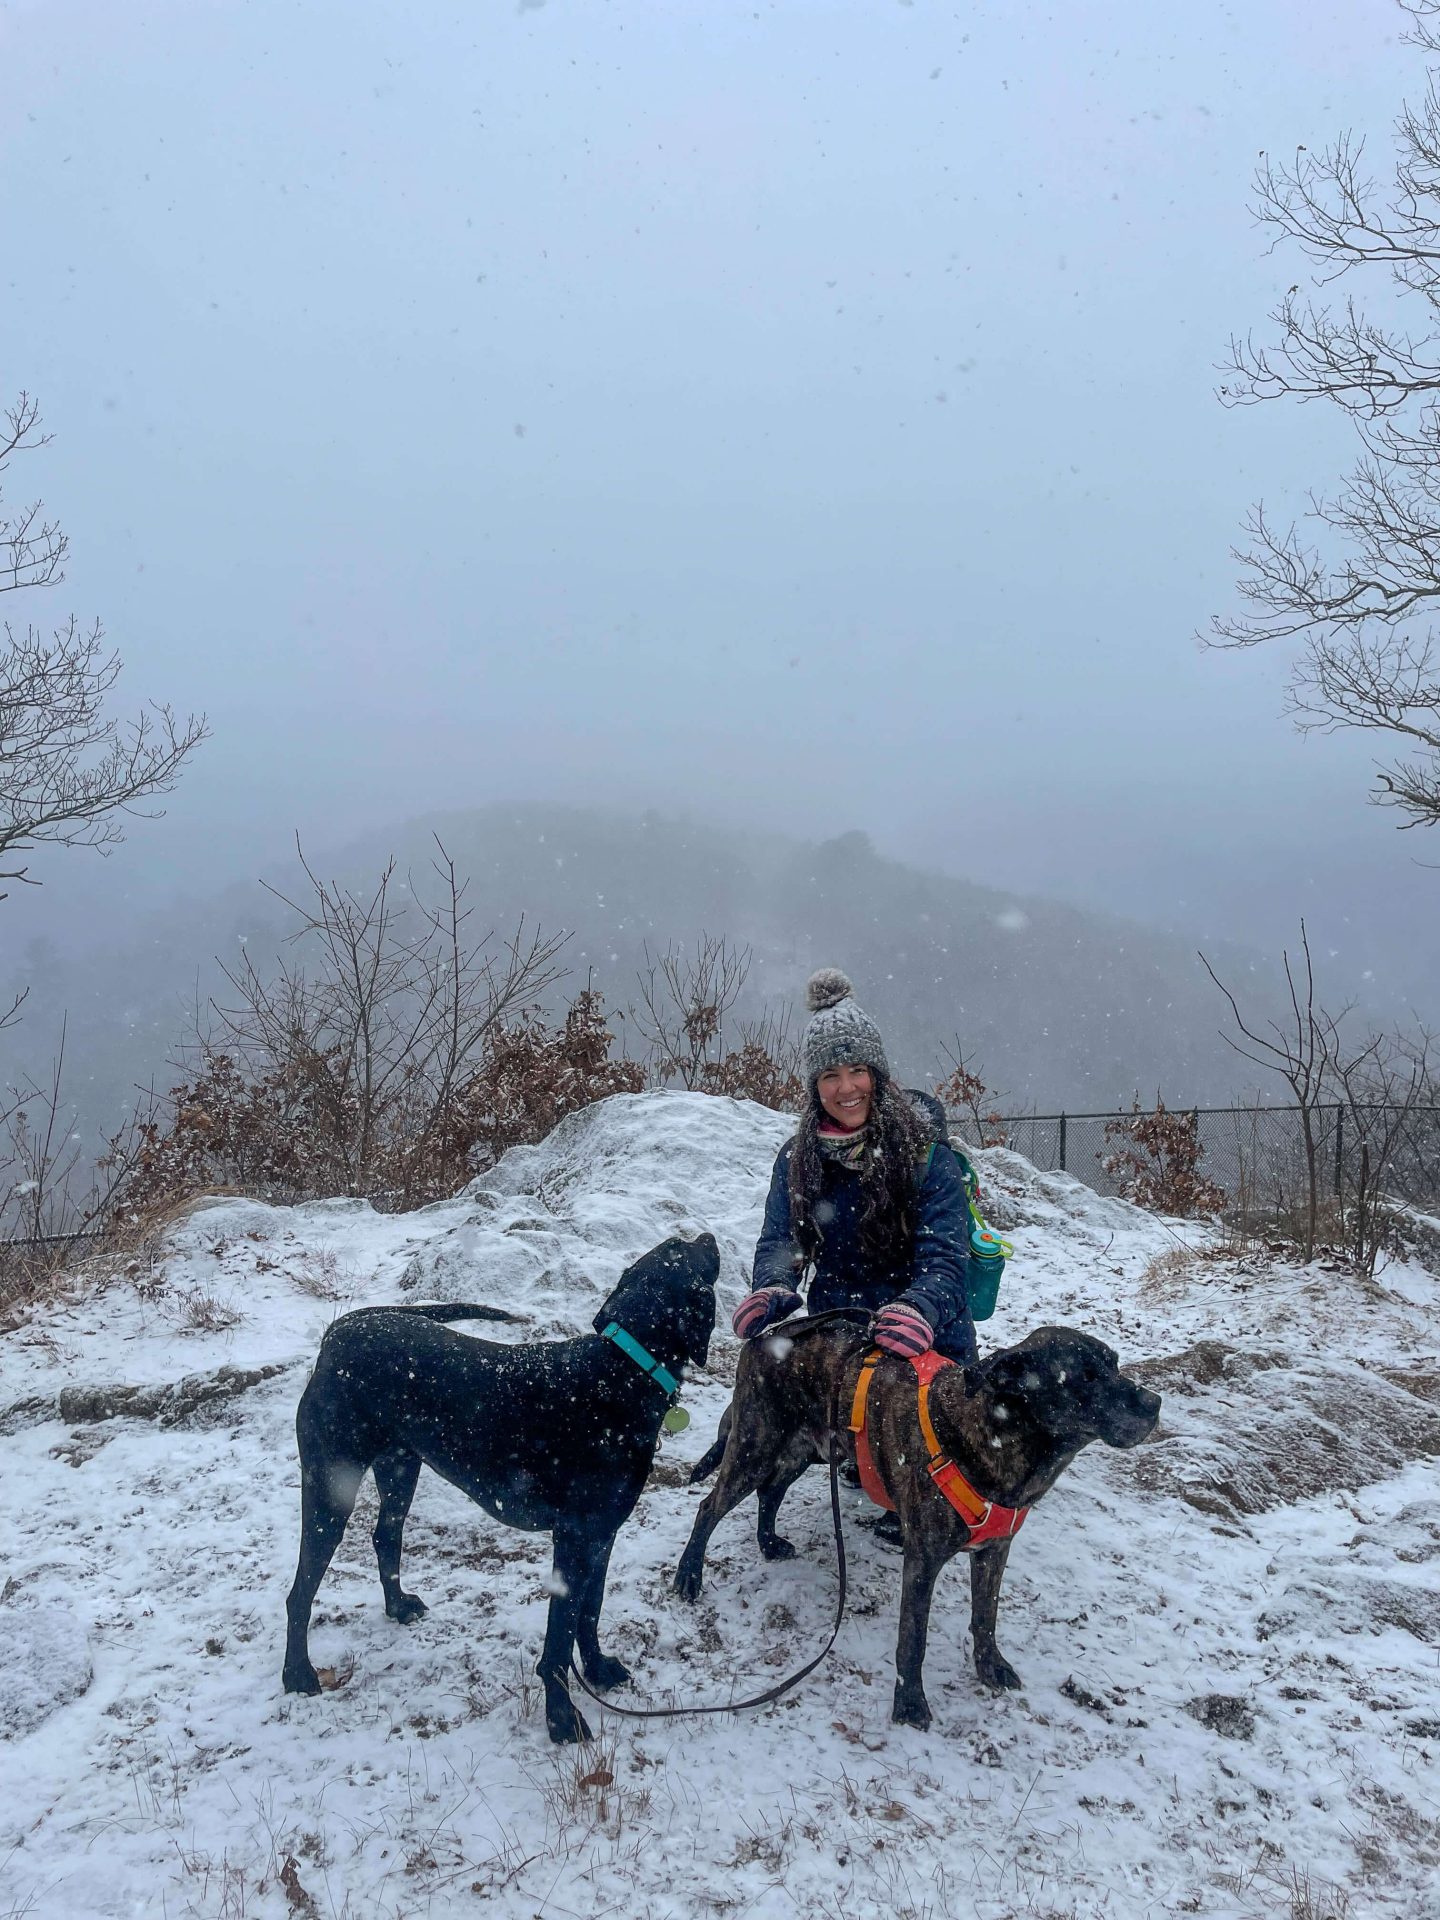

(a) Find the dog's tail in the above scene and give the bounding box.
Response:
[688,1407,731,1483]
[402,1303,522,1324]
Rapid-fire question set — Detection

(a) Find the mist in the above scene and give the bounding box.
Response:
[4,0,1437,1115]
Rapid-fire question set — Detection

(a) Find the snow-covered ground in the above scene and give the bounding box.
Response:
[2,1091,1437,1920]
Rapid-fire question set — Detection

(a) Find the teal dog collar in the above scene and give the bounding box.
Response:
[601,1321,680,1397]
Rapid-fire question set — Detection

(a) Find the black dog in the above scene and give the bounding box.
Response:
[283,1232,718,1742]
[675,1321,1159,1731]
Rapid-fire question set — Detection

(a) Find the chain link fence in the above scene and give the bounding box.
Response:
[951,1103,1440,1232]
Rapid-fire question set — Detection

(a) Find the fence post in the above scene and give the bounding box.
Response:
[1334,1102,1343,1201]
[1058,1111,1067,1172]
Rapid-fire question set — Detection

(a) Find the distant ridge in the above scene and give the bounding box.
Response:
[1,804,1306,1153]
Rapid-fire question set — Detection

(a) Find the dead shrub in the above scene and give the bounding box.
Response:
[109,844,616,1214]
[124,984,643,1215]
[697,1038,803,1110]
[1103,1097,1225,1218]
[933,1047,1010,1148]
[425,986,646,1180]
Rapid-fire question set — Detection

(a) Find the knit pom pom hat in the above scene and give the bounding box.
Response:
[800,968,890,1088]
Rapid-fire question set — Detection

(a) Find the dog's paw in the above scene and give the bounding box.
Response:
[282,1663,323,1697]
[866,1512,905,1553]
[892,1688,932,1732]
[976,1652,1022,1692]
[386,1592,428,1625]
[673,1559,704,1603]
[545,1690,594,1745]
[759,1534,796,1562]
[583,1653,631,1691]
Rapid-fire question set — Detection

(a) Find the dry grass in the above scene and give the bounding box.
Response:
[1286,1867,1352,1920]
[0,1190,254,1332]
[0,1237,88,1327]
[167,1283,243,1334]
[288,1247,351,1300]
[1137,1245,1195,1296]
[536,1728,654,1841]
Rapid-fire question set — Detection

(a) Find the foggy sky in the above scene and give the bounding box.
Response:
[3,0,1436,1018]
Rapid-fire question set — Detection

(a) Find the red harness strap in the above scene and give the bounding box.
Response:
[847,1348,1028,1549]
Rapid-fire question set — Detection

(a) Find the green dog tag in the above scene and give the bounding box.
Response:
[662,1406,690,1433]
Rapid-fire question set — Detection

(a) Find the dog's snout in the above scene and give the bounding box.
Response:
[1097,1377,1162,1450]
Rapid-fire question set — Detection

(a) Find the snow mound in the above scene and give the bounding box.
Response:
[972,1144,1158,1243]
[406,1090,790,1316]
[1,1602,93,1740]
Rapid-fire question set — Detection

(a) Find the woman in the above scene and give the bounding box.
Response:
[732,969,976,1362]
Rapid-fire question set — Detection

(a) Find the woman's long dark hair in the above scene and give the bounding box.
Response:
[789,1070,931,1267]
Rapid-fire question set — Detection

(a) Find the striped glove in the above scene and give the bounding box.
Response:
[732,1286,803,1341]
[872,1302,934,1358]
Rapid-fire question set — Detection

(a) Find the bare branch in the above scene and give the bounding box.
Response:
[1207,72,1440,823]
[630,935,752,1089]
[170,847,571,1206]
[1200,923,1342,1259]
[0,392,67,597]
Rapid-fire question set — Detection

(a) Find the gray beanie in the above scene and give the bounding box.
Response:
[801,968,889,1087]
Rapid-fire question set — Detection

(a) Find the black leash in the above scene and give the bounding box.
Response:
[568,1320,870,1724]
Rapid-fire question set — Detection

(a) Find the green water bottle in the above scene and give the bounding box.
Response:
[967,1223,1008,1322]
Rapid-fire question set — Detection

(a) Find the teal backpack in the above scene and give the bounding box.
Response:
[920,1140,1012,1322]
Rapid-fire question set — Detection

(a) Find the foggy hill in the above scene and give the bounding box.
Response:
[2,805,1311,1155]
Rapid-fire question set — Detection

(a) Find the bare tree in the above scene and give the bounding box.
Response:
[149,839,570,1206]
[1,390,207,900]
[627,937,807,1109]
[1206,12,1440,827]
[1,393,67,597]
[1327,1018,1434,1275]
[631,935,752,1089]
[1199,922,1340,1260]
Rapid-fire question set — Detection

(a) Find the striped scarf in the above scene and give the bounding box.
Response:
[816,1123,868,1171]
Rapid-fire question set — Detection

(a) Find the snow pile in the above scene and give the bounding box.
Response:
[1,1090,1438,1919]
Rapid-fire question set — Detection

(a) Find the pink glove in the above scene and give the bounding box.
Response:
[732,1286,803,1340]
[872,1302,934,1358]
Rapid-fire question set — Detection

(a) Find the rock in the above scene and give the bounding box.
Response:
[1184,1693,1255,1740]
[0,1360,296,1438]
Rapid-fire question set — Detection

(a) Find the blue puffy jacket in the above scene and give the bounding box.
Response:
[752,1137,977,1362]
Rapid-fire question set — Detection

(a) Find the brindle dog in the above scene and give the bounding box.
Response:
[675,1319,1160,1731]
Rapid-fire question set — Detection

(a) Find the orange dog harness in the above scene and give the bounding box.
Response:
[847,1348,1028,1548]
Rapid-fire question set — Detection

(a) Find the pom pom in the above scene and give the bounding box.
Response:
[806,967,853,1013]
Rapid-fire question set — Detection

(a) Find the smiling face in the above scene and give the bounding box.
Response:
[815,1062,874,1131]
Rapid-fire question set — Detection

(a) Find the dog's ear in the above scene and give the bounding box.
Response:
[968,1349,1038,1398]
[676,1281,716,1367]
[674,1234,719,1365]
